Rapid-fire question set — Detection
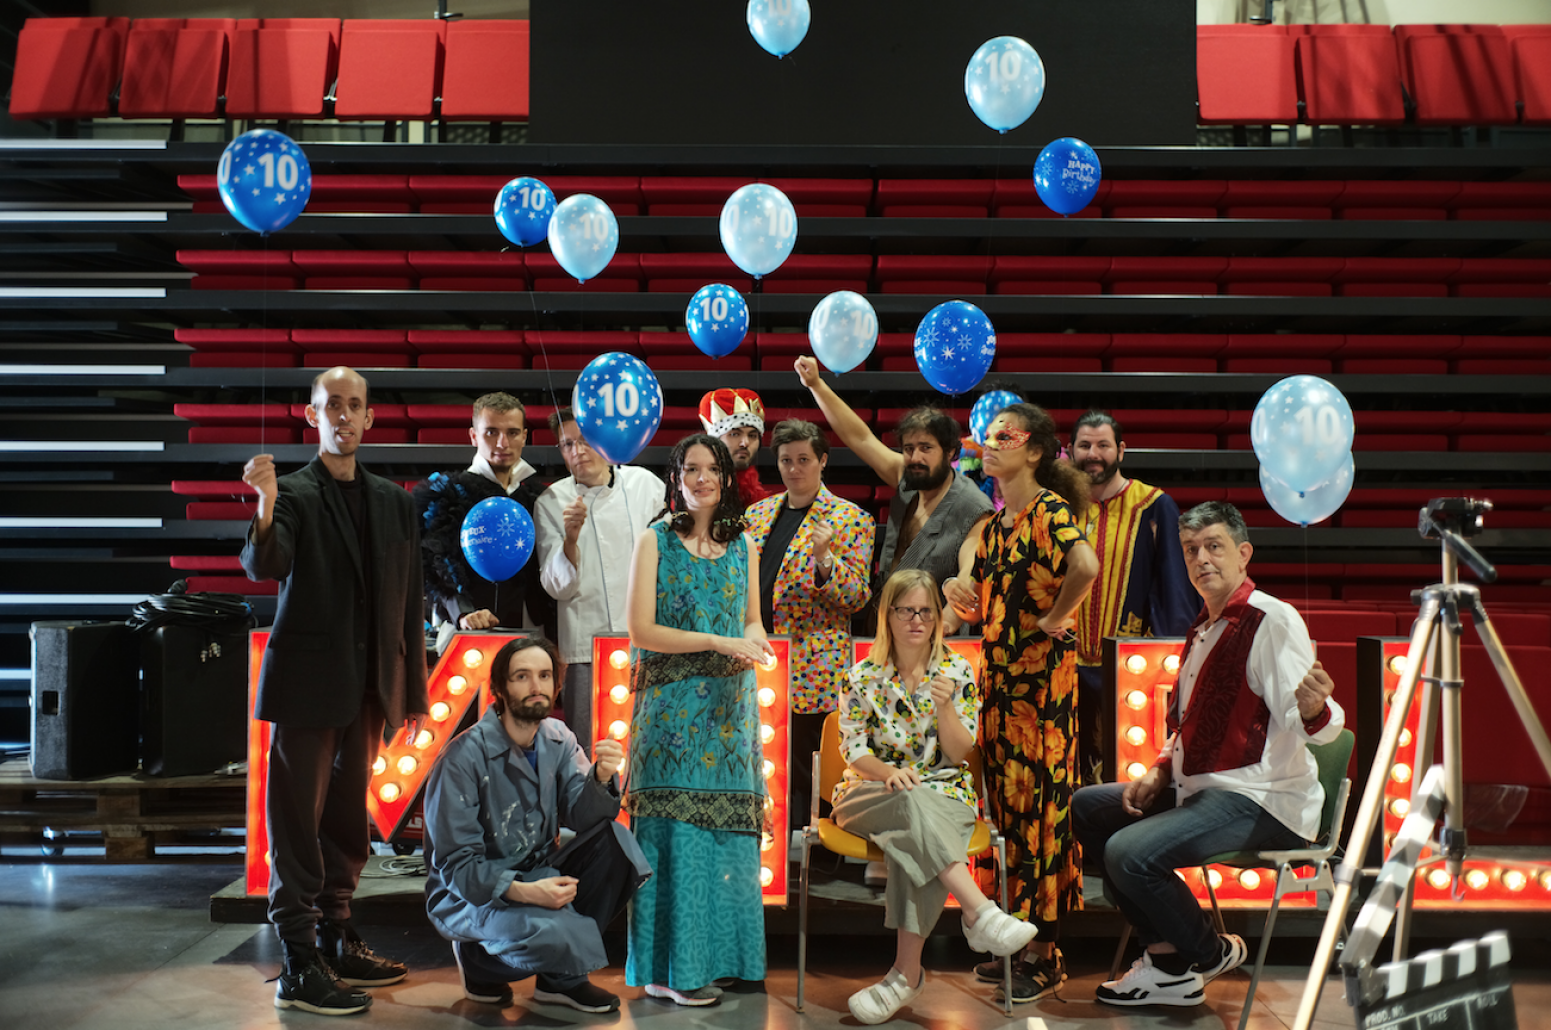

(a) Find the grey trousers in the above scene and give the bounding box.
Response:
[560,662,593,758]
[832,782,977,936]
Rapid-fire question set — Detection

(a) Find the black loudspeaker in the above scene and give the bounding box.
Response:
[30,621,140,780]
[140,625,248,777]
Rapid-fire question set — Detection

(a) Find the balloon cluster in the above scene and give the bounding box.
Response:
[1251,376,1357,527]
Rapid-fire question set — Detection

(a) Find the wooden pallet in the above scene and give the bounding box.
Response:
[0,761,245,859]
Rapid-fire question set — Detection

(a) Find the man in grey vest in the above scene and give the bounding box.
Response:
[796,356,992,594]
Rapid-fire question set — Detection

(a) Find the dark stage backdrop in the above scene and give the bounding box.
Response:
[530,0,1197,148]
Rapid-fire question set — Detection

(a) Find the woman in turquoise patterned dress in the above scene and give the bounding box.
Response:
[623,434,775,1006]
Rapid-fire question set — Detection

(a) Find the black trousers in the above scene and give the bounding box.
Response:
[266,700,385,945]
[1077,664,1105,787]
[788,710,830,828]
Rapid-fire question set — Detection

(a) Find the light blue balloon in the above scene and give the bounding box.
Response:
[1260,454,1354,527]
[808,291,878,374]
[915,301,997,395]
[460,497,535,582]
[571,352,664,465]
[686,284,750,359]
[1034,137,1102,216]
[719,183,797,279]
[1250,375,1355,493]
[217,129,311,235]
[971,390,1023,444]
[964,36,1046,133]
[547,193,619,283]
[747,0,810,58]
[494,176,555,247]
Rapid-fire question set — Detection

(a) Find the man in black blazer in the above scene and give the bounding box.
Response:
[242,366,429,1015]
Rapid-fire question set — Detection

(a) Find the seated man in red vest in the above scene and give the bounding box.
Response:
[1073,501,1342,1009]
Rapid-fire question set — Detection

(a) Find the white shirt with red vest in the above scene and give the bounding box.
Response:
[1160,579,1346,841]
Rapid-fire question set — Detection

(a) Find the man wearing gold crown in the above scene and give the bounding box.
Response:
[699,388,774,510]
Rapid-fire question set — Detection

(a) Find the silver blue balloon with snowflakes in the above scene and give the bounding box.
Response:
[217,129,312,235]
[970,389,1023,444]
[460,497,535,582]
[571,351,664,465]
[914,300,996,395]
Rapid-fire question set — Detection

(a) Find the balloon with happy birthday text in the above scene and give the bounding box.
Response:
[1034,137,1102,216]
[460,497,535,582]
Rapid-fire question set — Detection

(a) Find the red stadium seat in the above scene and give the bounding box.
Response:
[638,177,746,216]
[1221,257,1343,298]
[874,256,992,295]
[175,403,301,444]
[290,329,412,370]
[290,251,415,290]
[1333,180,1459,220]
[225,25,338,118]
[761,254,872,295]
[1295,32,1406,126]
[1513,35,1551,125]
[1105,180,1225,219]
[1219,181,1343,219]
[408,329,526,369]
[638,253,750,294]
[9,22,124,120]
[1196,27,1299,125]
[1335,257,1460,298]
[334,19,444,121]
[440,19,529,122]
[1106,257,1226,297]
[1402,31,1516,126]
[119,24,232,118]
[761,178,873,218]
[407,251,528,291]
[875,180,993,218]
[525,254,642,293]
[991,178,1108,219]
[408,174,641,215]
[641,332,753,372]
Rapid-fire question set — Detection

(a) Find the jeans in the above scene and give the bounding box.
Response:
[1073,783,1305,966]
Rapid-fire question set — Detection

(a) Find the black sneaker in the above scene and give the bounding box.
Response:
[319,919,408,987]
[452,942,513,1005]
[274,943,373,1016]
[533,976,621,1013]
[976,945,1066,986]
[994,951,1068,1004]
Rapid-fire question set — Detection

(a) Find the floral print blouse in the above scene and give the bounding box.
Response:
[833,650,981,809]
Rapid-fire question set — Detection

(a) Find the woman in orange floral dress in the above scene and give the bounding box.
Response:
[944,402,1099,1003]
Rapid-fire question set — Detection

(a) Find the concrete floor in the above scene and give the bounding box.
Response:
[2,859,1550,1030]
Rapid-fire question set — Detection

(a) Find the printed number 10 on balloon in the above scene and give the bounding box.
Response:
[812,298,876,341]
[597,380,642,419]
[983,47,1027,87]
[700,294,731,322]
[723,203,795,242]
[1253,402,1344,446]
[219,148,300,192]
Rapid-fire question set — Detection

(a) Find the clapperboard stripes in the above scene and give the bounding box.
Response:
[1345,764,1449,974]
[1354,932,1516,1030]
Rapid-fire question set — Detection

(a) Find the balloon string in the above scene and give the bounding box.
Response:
[260,232,268,452]
[524,272,564,437]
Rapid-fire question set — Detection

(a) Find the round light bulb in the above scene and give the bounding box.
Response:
[1238,870,1261,891]
[760,723,775,744]
[763,760,775,779]
[609,649,629,670]
[1207,869,1223,889]
[461,648,484,669]
[1464,869,1489,891]
[1390,763,1411,784]
[610,684,630,705]
[430,701,451,722]
[371,756,387,776]
[1124,690,1148,710]
[378,783,401,803]
[1126,762,1147,781]
[1399,728,1412,748]
[761,832,775,853]
[1125,654,1148,675]
[1427,868,1451,890]
[1503,869,1528,892]
[760,653,778,671]
[1389,798,1410,819]
[1124,726,1148,747]
[396,755,418,776]
[1387,655,1407,676]
[760,866,774,887]
[414,730,434,750]
[1162,654,1181,674]
[758,687,776,708]
[609,720,629,741]
[1539,870,1551,892]
[447,675,468,696]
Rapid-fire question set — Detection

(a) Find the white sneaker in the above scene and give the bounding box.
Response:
[645,983,720,1006]
[848,969,924,1025]
[1197,933,1248,983]
[961,904,1039,957]
[1095,952,1205,1007]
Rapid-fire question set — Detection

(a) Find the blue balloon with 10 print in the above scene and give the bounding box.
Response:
[686,283,750,359]
[494,176,556,247]
[914,301,997,395]
[572,352,664,465]
[970,390,1024,445]
[460,497,534,582]
[217,129,312,235]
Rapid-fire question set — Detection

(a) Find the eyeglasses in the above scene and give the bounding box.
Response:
[984,426,1031,452]
[890,606,936,623]
[558,437,592,454]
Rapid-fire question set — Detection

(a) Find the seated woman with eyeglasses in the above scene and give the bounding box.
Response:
[831,567,1037,1025]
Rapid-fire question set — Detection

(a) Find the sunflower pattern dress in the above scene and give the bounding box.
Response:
[624,521,766,989]
[973,489,1088,928]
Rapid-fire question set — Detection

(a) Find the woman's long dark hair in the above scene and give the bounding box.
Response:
[664,433,746,544]
[1000,402,1091,510]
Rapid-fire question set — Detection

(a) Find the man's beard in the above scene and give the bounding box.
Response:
[506,694,552,723]
[731,450,753,471]
[1082,457,1120,486]
[902,459,951,492]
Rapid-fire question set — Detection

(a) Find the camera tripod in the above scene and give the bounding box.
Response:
[1292,499,1551,1030]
